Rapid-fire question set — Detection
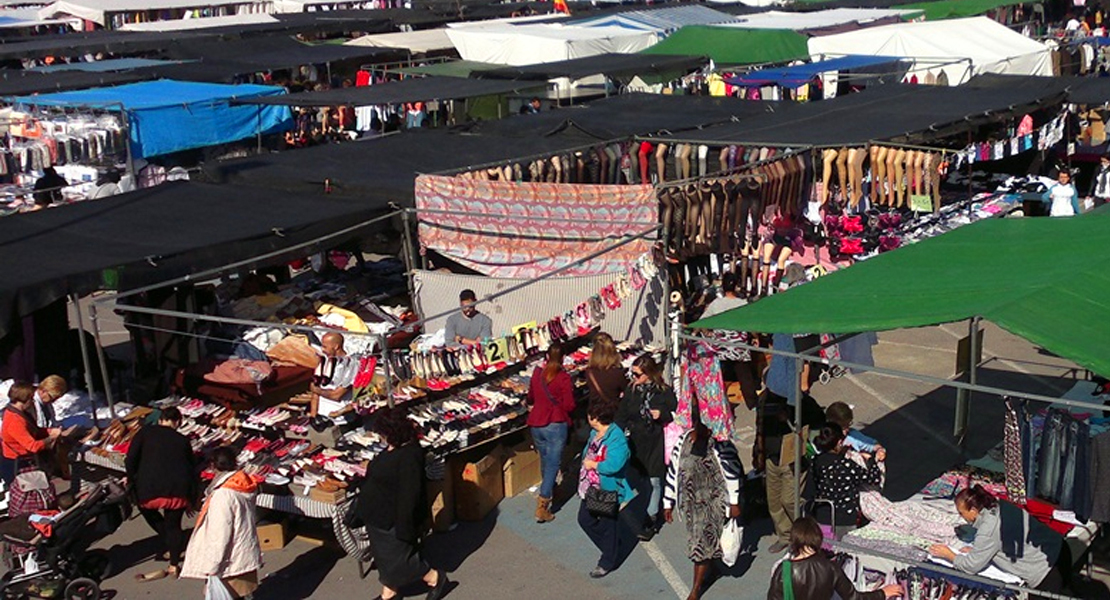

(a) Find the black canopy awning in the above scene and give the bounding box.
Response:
[655,78,1069,147]
[0,181,384,339]
[164,36,401,69]
[235,76,545,106]
[0,69,157,96]
[205,92,778,200]
[965,72,1110,107]
[471,53,709,81]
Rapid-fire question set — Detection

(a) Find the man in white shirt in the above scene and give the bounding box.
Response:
[309,332,357,418]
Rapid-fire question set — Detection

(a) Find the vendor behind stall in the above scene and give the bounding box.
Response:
[445,290,492,346]
[928,485,1069,593]
[309,332,357,419]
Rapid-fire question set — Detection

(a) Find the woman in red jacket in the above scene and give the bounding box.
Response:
[527,343,576,523]
[1,382,59,484]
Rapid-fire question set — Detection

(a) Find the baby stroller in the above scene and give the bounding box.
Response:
[0,477,130,599]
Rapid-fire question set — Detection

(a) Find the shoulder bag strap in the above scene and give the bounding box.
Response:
[782,560,795,600]
[586,369,613,404]
[536,369,561,409]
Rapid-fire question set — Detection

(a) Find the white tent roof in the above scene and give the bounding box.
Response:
[445,23,658,66]
[119,12,277,30]
[807,16,1052,86]
[345,28,453,54]
[574,5,736,33]
[38,0,267,26]
[722,8,921,30]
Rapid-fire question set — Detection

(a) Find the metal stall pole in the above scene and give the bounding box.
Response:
[379,333,394,408]
[792,355,804,519]
[400,208,420,320]
[70,294,97,404]
[88,303,117,419]
[661,220,672,380]
[954,316,982,443]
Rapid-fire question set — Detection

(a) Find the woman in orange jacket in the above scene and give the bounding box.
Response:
[1,382,59,484]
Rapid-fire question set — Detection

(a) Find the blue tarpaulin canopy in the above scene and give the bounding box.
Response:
[10,80,292,158]
[726,55,906,87]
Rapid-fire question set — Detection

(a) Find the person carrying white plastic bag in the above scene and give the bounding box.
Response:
[662,400,744,600]
[181,447,262,599]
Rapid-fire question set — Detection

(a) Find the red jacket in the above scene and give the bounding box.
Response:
[1,406,47,460]
[526,367,576,427]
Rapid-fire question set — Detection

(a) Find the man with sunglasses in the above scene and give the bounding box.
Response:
[444,289,492,347]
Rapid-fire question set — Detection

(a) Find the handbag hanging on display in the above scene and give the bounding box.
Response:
[584,485,619,518]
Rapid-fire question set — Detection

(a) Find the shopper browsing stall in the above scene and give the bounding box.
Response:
[181,447,262,599]
[768,517,902,600]
[927,485,1069,593]
[584,332,627,406]
[663,401,743,600]
[355,407,449,600]
[809,425,884,540]
[444,289,492,346]
[126,407,197,583]
[577,398,633,579]
[1090,153,1110,207]
[618,354,677,541]
[527,343,576,523]
[309,332,357,418]
[0,382,59,484]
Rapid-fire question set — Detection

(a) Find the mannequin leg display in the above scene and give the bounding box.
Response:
[549,156,560,183]
[605,144,619,184]
[869,145,883,206]
[639,142,653,184]
[684,184,700,258]
[893,148,907,208]
[671,187,687,256]
[719,147,730,173]
[681,144,694,180]
[821,148,839,205]
[835,146,850,204]
[596,146,609,184]
[655,143,669,184]
[715,182,731,254]
[759,147,770,162]
[931,153,943,209]
[913,150,926,197]
[673,144,686,181]
[848,147,866,208]
[698,145,709,177]
[697,182,713,254]
[561,155,572,184]
[659,189,675,255]
[884,147,898,207]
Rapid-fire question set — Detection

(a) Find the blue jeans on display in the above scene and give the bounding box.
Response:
[531,423,568,499]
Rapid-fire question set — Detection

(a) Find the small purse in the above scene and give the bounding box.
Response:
[584,486,618,518]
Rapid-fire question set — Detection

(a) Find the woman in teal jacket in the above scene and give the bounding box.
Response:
[578,398,633,579]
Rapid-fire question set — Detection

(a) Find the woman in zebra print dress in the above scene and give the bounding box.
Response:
[663,403,744,600]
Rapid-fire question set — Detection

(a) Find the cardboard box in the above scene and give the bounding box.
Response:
[454,450,505,522]
[427,475,455,532]
[257,521,287,552]
[503,443,542,498]
[308,486,346,505]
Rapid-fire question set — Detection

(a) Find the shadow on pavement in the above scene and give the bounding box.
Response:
[422,507,498,574]
[256,545,343,599]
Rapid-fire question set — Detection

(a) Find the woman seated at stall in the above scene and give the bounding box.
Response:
[928,485,1070,593]
[809,426,884,540]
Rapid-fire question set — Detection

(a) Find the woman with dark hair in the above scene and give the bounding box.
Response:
[809,425,884,540]
[928,485,1069,592]
[181,447,261,599]
[768,517,901,600]
[618,354,677,541]
[663,400,743,600]
[357,407,448,600]
[577,398,632,579]
[527,343,575,523]
[127,407,197,582]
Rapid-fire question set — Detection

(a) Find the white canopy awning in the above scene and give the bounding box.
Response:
[38,0,269,26]
[345,28,453,54]
[119,12,277,30]
[446,23,658,66]
[722,8,922,30]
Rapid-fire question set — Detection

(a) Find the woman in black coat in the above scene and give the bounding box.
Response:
[125,407,197,581]
[617,354,677,541]
[357,407,449,600]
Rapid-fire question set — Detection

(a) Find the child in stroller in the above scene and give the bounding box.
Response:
[0,477,130,599]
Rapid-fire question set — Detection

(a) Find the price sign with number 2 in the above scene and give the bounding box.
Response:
[485,338,509,364]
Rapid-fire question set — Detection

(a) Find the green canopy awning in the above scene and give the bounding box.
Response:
[692,209,1110,377]
[641,26,809,67]
[897,0,1031,20]
[399,60,505,79]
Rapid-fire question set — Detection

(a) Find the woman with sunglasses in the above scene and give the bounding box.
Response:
[616,354,676,541]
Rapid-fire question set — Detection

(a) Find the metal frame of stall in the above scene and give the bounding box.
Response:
[677,328,1103,600]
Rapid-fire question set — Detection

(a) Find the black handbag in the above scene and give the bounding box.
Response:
[584,486,619,518]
